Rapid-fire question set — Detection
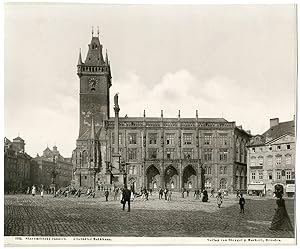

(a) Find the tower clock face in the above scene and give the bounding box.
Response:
[88,77,98,90]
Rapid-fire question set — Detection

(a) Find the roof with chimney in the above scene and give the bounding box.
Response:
[249,119,295,147]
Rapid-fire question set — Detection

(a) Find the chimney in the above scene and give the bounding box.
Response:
[270,118,279,128]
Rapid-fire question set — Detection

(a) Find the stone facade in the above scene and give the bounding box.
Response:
[4,137,31,193]
[32,146,73,189]
[72,34,251,193]
[247,118,295,197]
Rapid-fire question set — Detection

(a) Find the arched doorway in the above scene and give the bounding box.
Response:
[146,165,160,190]
[164,165,179,190]
[183,165,197,190]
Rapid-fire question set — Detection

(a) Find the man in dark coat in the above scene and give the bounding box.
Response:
[104,189,109,201]
[122,185,131,212]
[239,193,245,213]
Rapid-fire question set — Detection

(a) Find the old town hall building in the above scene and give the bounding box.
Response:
[72,33,251,193]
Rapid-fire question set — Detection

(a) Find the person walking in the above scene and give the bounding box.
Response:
[167,190,172,201]
[40,185,44,198]
[164,188,168,200]
[159,188,163,199]
[202,189,208,202]
[216,192,223,208]
[181,188,185,198]
[239,193,245,213]
[269,187,293,231]
[104,189,109,201]
[31,185,36,197]
[210,188,215,198]
[121,185,131,212]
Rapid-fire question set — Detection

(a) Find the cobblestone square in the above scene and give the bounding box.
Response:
[4,193,295,238]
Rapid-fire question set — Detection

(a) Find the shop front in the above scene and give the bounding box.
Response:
[286,180,295,197]
[247,183,266,196]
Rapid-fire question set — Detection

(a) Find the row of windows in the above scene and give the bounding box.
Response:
[251,170,295,180]
[112,133,231,146]
[123,148,229,161]
[251,144,291,153]
[250,154,292,166]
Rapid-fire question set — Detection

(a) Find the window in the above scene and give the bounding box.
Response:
[223,166,227,174]
[148,148,158,159]
[267,156,273,166]
[219,167,223,174]
[268,172,273,180]
[219,179,227,189]
[219,134,228,146]
[259,171,263,180]
[166,148,175,159]
[286,171,291,180]
[128,133,137,144]
[287,144,291,150]
[251,172,256,180]
[183,133,192,145]
[128,148,137,160]
[269,146,272,151]
[183,148,193,159]
[204,149,212,161]
[250,157,256,167]
[277,145,281,151]
[285,155,291,165]
[205,166,212,174]
[275,156,282,165]
[149,133,158,144]
[276,171,281,180]
[258,156,264,166]
[252,147,255,152]
[133,166,137,174]
[129,166,133,174]
[219,148,228,161]
[204,134,212,145]
[205,179,212,189]
[166,133,175,145]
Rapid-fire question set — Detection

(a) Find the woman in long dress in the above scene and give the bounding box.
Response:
[32,185,36,196]
[269,191,293,231]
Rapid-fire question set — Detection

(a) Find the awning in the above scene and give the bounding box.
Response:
[247,184,265,191]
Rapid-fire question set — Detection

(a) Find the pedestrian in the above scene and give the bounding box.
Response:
[40,185,44,198]
[186,189,189,197]
[216,192,223,208]
[196,189,200,199]
[181,188,185,198]
[104,189,109,201]
[26,186,30,195]
[121,185,131,212]
[210,188,215,198]
[202,189,208,202]
[167,190,172,201]
[164,188,168,200]
[236,189,240,198]
[31,185,36,197]
[239,193,245,213]
[114,188,119,200]
[159,188,163,199]
[269,186,293,231]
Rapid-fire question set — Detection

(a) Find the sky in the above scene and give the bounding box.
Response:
[4,3,297,158]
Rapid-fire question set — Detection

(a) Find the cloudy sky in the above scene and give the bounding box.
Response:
[4,4,297,157]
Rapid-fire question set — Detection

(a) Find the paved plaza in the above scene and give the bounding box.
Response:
[4,192,295,238]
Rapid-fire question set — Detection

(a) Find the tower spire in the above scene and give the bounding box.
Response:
[105,49,109,64]
[78,48,83,65]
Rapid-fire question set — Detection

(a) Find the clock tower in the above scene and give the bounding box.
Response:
[72,31,112,188]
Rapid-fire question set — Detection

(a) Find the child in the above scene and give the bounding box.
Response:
[239,194,245,213]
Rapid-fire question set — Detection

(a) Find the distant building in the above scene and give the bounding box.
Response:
[72,33,252,193]
[247,118,295,197]
[4,137,31,193]
[32,146,73,189]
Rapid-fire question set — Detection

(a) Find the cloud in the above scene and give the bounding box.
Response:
[111,70,294,136]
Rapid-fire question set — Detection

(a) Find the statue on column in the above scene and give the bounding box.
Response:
[114,93,119,108]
